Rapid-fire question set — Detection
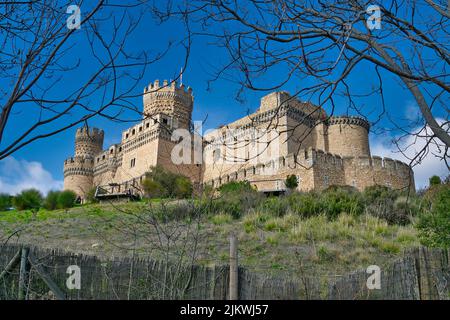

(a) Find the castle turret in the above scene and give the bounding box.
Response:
[63,126,104,201]
[75,126,104,158]
[326,116,370,158]
[143,80,193,130]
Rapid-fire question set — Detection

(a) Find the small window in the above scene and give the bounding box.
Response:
[139,127,143,132]
[119,147,122,152]
[146,123,150,128]
[213,149,221,161]
[132,129,136,135]
[130,158,136,168]
[102,155,105,160]
[154,119,157,124]
[97,158,100,163]
[110,149,113,154]
[305,150,308,159]
[126,133,129,139]
[162,118,168,125]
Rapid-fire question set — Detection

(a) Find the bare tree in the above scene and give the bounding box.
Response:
[0,0,191,160]
[152,0,449,168]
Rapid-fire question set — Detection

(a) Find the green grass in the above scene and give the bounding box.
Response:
[0,201,421,279]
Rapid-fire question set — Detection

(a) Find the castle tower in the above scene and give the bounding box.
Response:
[63,126,104,201]
[143,80,193,130]
[326,116,370,158]
[75,126,104,158]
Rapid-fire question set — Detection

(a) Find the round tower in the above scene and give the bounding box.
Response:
[326,116,370,158]
[63,126,104,202]
[63,156,95,200]
[75,126,104,158]
[143,79,193,130]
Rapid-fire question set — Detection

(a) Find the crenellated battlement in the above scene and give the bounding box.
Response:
[144,79,193,95]
[64,156,94,167]
[63,156,95,179]
[75,127,104,140]
[328,116,370,131]
[142,80,194,129]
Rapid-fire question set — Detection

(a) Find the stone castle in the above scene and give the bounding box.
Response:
[63,79,415,200]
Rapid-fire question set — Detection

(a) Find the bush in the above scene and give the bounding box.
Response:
[12,189,43,211]
[429,175,442,186]
[174,176,193,198]
[362,185,425,225]
[143,166,192,199]
[288,192,323,218]
[86,187,99,204]
[57,190,77,210]
[416,186,450,248]
[44,190,61,210]
[142,179,166,198]
[0,193,12,211]
[259,197,289,217]
[319,187,364,219]
[208,182,262,219]
[285,175,298,190]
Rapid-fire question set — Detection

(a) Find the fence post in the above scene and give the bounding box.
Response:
[18,247,30,300]
[229,233,238,300]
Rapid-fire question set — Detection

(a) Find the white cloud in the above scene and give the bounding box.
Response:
[371,119,449,190]
[0,157,63,195]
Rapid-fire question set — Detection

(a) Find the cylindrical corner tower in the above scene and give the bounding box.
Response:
[63,126,104,201]
[63,157,95,200]
[75,126,104,158]
[143,79,193,129]
[326,116,370,158]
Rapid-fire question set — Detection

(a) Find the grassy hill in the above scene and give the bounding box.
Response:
[0,197,421,279]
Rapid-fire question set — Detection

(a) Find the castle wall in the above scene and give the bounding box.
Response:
[343,156,415,191]
[311,150,346,190]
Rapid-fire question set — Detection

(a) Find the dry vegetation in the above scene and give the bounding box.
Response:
[0,198,421,279]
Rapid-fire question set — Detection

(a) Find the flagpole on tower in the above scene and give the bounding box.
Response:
[180,67,183,86]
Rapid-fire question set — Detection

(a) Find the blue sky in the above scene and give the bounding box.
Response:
[0,1,448,194]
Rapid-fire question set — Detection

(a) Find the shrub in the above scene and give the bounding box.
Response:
[0,193,12,211]
[174,176,193,198]
[319,187,364,219]
[416,186,450,248]
[86,187,99,204]
[44,190,61,210]
[259,197,289,217]
[209,181,262,218]
[287,192,320,218]
[362,185,414,225]
[143,166,192,199]
[429,175,442,186]
[142,178,166,198]
[57,190,77,210]
[285,175,298,190]
[12,189,43,211]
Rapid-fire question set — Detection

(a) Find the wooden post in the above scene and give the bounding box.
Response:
[229,233,238,300]
[0,249,21,280]
[28,252,66,300]
[18,247,30,300]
